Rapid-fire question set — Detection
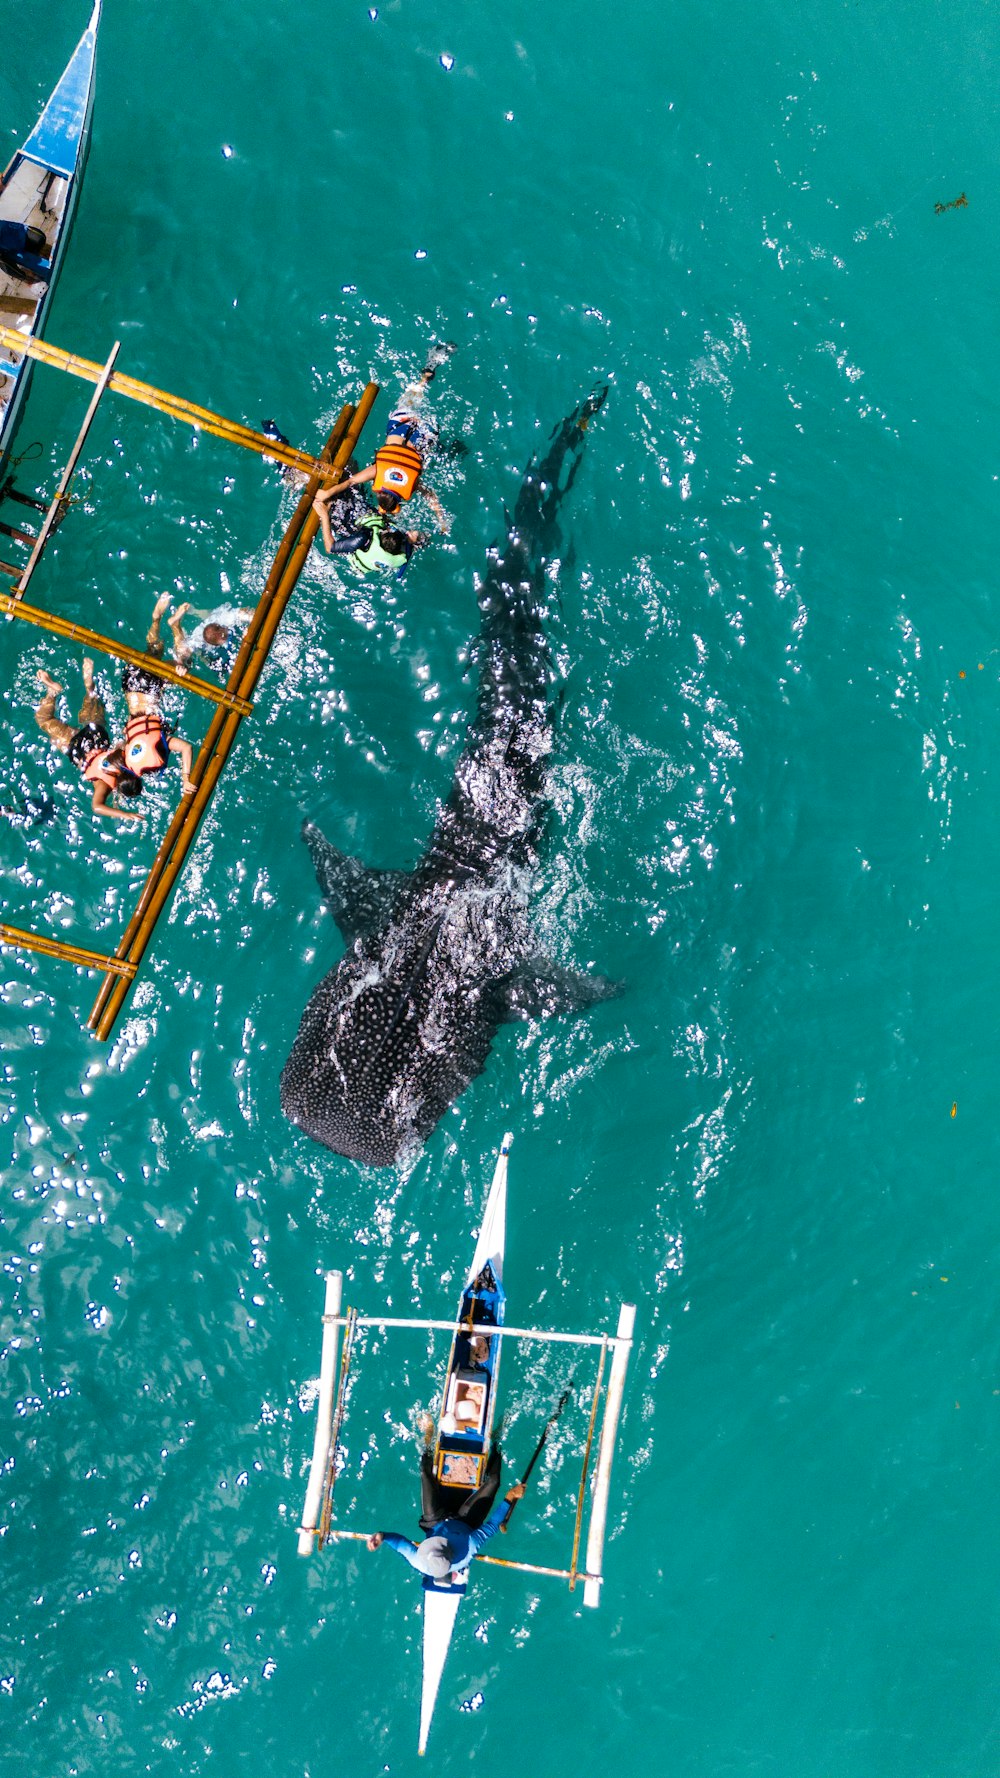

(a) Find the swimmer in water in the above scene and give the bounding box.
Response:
[313,343,457,549]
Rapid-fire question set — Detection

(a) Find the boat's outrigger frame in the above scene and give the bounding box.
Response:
[297,1281,635,1609]
[0,324,378,1039]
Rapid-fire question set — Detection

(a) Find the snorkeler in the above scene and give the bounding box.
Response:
[116,594,196,798]
[34,658,143,823]
[313,342,457,548]
[314,487,429,573]
[167,600,252,674]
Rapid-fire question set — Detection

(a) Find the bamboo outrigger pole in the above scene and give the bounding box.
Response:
[87,383,379,1041]
[0,923,136,976]
[582,1301,635,1608]
[0,323,357,483]
[0,591,254,713]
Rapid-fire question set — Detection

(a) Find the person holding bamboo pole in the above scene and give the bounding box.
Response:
[312,345,455,548]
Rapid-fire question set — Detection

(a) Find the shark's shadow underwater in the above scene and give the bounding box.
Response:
[280,389,620,1168]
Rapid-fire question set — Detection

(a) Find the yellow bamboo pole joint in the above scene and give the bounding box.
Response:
[1,924,137,977]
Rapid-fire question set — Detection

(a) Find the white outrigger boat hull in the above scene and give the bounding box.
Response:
[419,1571,468,1756]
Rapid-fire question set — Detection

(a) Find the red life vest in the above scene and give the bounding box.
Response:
[372,439,423,502]
[124,711,170,776]
[81,746,122,794]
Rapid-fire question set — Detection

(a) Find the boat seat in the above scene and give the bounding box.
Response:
[0,222,50,286]
[0,293,38,318]
[444,1371,487,1433]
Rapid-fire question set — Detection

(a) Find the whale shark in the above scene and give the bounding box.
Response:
[280,390,618,1167]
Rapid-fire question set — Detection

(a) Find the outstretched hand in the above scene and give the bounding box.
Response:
[505,1482,526,1504]
[366,1532,383,1552]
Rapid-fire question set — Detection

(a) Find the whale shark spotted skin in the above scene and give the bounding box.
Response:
[280,392,619,1168]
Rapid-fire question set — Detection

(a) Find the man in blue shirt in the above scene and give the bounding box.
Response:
[367,1477,525,1579]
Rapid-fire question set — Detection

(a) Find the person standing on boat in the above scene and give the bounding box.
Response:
[34,659,143,822]
[312,344,456,547]
[366,1474,525,1579]
[117,594,196,799]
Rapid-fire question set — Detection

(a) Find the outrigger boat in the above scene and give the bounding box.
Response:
[297,1132,637,1755]
[418,1136,509,1753]
[0,0,101,467]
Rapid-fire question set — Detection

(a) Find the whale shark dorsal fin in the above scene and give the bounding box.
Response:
[302,821,406,944]
[495,956,624,1022]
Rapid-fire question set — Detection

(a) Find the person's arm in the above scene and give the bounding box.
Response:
[417,481,449,532]
[467,1483,525,1556]
[328,526,370,557]
[315,464,375,508]
[91,783,141,822]
[366,1531,425,1571]
[168,736,196,795]
[168,603,194,667]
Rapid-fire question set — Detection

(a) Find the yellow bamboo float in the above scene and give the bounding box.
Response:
[0,592,254,713]
[0,323,357,482]
[1,924,136,977]
[88,384,379,1041]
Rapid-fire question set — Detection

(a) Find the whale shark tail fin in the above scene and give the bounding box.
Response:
[303,821,406,945]
[495,956,624,1022]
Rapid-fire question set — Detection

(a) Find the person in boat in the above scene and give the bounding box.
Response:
[313,344,456,547]
[366,1467,525,1579]
[34,660,143,823]
[117,595,196,798]
[0,220,51,285]
[166,600,252,675]
[314,487,430,575]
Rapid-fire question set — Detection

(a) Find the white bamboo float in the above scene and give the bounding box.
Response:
[297,1269,343,1557]
[583,1299,636,1607]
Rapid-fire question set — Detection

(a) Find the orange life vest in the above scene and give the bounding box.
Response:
[82,746,122,794]
[372,439,423,503]
[124,711,170,776]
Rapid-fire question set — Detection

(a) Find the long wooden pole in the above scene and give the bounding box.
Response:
[1,923,136,976]
[0,592,253,713]
[11,341,121,605]
[0,323,360,483]
[88,383,379,1040]
[569,1338,607,1589]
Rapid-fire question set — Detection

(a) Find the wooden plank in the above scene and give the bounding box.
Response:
[0,296,39,317]
[12,340,120,604]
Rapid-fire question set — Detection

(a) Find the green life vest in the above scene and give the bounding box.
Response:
[352,515,408,574]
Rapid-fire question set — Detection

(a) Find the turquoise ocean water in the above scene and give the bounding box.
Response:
[4,2,1000,1772]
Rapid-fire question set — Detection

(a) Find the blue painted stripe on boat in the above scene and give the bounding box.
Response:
[21,0,100,180]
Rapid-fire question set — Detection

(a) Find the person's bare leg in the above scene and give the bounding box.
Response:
[168,602,193,667]
[145,593,171,658]
[34,669,74,749]
[77,658,106,729]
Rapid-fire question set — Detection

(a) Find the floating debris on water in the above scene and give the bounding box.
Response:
[934,192,967,213]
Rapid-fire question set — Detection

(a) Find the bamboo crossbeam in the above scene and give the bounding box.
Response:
[0,592,253,714]
[321,1314,626,1350]
[1,923,136,976]
[12,341,121,605]
[87,383,379,1040]
[0,323,360,483]
[325,1532,601,1587]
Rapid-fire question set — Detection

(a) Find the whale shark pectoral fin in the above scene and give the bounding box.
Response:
[495,957,624,1022]
[302,821,406,944]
